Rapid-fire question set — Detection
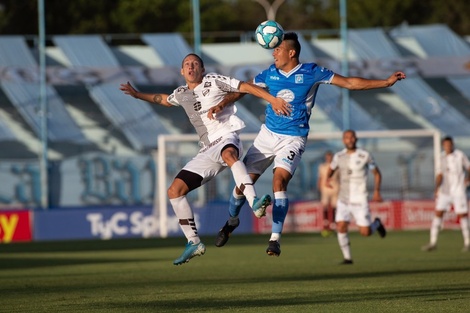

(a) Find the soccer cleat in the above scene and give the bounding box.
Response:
[252,194,271,218]
[266,240,281,256]
[173,241,206,265]
[461,245,469,253]
[374,217,387,238]
[421,243,437,252]
[340,259,353,265]
[215,219,240,247]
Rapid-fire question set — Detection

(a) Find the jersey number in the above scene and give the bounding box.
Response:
[287,151,295,161]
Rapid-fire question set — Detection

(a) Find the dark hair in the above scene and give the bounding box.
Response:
[283,32,301,59]
[182,53,204,69]
[442,136,453,143]
[343,129,356,136]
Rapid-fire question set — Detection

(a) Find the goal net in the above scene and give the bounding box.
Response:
[153,129,441,237]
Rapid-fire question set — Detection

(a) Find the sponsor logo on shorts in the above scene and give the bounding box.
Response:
[200,136,223,152]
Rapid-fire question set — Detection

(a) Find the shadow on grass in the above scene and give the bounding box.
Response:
[0,233,270,253]
[0,237,185,253]
[97,284,470,311]
[0,256,165,270]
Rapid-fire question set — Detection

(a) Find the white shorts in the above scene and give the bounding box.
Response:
[244,124,306,176]
[436,193,469,214]
[182,132,243,185]
[336,200,371,227]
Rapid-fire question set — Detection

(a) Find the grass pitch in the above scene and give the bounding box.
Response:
[1,230,469,312]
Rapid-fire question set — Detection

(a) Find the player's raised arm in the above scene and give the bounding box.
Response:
[119,81,173,107]
[207,92,245,120]
[331,71,406,90]
[238,81,291,115]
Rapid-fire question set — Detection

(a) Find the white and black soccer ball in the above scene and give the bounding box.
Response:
[255,20,284,49]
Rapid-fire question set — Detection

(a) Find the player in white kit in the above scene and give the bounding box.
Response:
[326,130,386,264]
[422,136,470,252]
[120,54,290,265]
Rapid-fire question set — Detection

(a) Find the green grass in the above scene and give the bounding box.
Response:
[1,230,469,312]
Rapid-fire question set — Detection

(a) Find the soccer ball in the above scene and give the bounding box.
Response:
[255,20,284,49]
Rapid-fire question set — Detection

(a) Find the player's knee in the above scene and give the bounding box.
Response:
[221,145,239,163]
[167,184,182,199]
[336,222,348,233]
[360,227,371,237]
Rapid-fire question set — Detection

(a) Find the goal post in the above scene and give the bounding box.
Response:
[154,129,441,238]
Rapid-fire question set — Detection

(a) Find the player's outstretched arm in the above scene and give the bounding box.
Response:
[207,92,245,120]
[332,71,406,90]
[238,82,291,115]
[119,81,172,107]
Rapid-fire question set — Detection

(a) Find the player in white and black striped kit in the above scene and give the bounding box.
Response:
[422,136,470,252]
[120,54,290,265]
[326,130,386,264]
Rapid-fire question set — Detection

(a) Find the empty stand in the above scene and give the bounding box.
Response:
[53,35,121,67]
[0,36,89,145]
[404,24,470,120]
[349,28,470,135]
[1,82,89,144]
[141,33,194,68]
[89,83,169,151]
[53,35,171,151]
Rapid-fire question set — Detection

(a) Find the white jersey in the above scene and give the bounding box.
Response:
[437,149,470,196]
[167,73,245,146]
[330,148,377,204]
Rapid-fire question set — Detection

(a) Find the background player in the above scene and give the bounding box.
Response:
[326,130,386,264]
[317,151,339,237]
[422,136,470,252]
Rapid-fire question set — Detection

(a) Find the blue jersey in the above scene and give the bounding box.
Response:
[254,63,334,137]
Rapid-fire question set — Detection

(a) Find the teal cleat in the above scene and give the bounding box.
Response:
[252,194,271,218]
[173,241,206,265]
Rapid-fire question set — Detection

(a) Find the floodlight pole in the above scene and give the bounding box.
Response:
[340,0,350,130]
[253,0,285,20]
[38,0,49,209]
[192,0,201,55]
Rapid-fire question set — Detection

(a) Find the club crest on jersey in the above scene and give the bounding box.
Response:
[193,101,202,111]
[295,74,304,83]
[202,89,210,96]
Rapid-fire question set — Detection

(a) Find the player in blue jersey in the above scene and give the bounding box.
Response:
[212,32,406,256]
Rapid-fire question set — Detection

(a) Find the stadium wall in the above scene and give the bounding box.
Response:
[0,200,464,243]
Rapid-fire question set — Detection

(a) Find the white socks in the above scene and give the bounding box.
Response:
[429,216,442,246]
[270,233,281,242]
[230,161,256,207]
[460,217,470,247]
[337,232,351,260]
[170,196,200,244]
